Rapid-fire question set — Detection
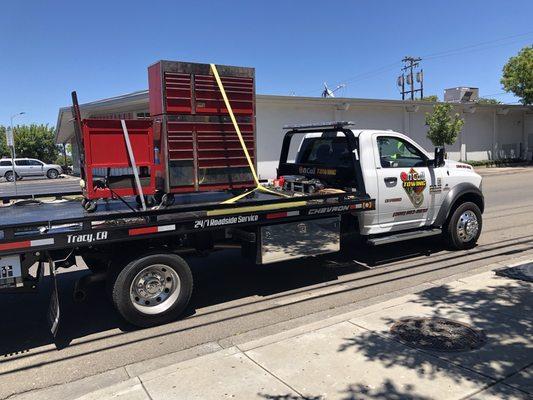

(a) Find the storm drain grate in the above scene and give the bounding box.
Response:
[495,263,533,283]
[390,317,485,352]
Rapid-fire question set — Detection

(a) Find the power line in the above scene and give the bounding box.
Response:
[423,38,532,63]
[296,31,533,97]
[421,31,533,60]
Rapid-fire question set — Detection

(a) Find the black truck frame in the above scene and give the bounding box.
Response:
[0,189,374,332]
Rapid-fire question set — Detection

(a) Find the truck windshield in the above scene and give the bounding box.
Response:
[296,136,352,168]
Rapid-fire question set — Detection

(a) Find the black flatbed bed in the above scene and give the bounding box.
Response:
[0,191,232,227]
[0,190,375,256]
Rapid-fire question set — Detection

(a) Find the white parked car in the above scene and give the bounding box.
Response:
[0,158,63,181]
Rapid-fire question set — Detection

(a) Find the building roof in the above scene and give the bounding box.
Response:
[55,90,532,143]
[55,90,149,143]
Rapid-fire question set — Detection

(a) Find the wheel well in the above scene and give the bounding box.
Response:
[450,192,484,216]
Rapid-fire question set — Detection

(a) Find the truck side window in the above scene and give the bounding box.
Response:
[297,137,352,167]
[377,137,426,168]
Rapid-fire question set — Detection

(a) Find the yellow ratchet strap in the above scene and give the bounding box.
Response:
[210,64,290,204]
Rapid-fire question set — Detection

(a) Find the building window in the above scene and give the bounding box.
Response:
[136,112,151,119]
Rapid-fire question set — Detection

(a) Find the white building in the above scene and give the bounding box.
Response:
[55,91,533,178]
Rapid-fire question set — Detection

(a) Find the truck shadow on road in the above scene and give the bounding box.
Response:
[0,238,442,356]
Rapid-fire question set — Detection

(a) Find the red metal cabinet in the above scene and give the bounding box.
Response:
[148,60,256,193]
[82,119,157,200]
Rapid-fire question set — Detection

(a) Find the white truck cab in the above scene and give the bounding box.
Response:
[279,121,484,250]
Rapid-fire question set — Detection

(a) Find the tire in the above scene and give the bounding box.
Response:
[47,169,59,179]
[444,202,482,250]
[110,253,193,327]
[83,199,97,212]
[162,193,175,206]
[5,171,18,182]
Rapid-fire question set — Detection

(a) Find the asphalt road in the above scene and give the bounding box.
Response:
[0,176,81,198]
[1,168,533,399]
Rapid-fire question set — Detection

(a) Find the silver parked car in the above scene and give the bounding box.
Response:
[0,158,63,182]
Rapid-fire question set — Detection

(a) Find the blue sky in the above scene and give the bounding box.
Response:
[1,0,532,127]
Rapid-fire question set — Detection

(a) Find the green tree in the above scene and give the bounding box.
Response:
[0,126,9,158]
[425,103,464,147]
[13,124,59,163]
[55,144,73,166]
[501,45,533,105]
[476,98,501,105]
[419,95,439,102]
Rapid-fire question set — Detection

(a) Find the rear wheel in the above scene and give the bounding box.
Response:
[444,202,482,250]
[5,171,18,182]
[162,193,175,206]
[154,192,175,207]
[110,253,193,327]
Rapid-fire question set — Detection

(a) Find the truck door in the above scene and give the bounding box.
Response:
[373,134,437,229]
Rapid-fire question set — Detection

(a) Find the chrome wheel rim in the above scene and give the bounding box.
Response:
[456,210,479,242]
[49,170,58,178]
[130,264,180,315]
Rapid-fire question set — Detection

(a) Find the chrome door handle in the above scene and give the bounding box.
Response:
[384,177,397,187]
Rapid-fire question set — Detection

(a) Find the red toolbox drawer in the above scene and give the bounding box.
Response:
[148,60,255,117]
[161,115,255,193]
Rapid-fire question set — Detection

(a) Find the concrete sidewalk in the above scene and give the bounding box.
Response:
[60,260,531,400]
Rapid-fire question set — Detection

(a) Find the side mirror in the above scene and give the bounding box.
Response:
[434,147,445,168]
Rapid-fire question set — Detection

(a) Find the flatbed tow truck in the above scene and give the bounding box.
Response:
[0,121,484,333]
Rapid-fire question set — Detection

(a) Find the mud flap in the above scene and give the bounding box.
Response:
[47,260,60,337]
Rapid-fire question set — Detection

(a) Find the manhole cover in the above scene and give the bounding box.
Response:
[390,317,485,352]
[495,263,533,282]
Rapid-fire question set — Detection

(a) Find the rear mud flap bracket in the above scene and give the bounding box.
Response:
[47,260,60,337]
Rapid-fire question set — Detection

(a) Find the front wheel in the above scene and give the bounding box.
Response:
[444,202,482,250]
[110,253,193,327]
[47,169,59,179]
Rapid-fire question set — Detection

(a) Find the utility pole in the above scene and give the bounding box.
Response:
[398,57,423,100]
[8,112,25,194]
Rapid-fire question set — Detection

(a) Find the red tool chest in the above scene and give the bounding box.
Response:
[148,61,256,193]
[82,119,157,200]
